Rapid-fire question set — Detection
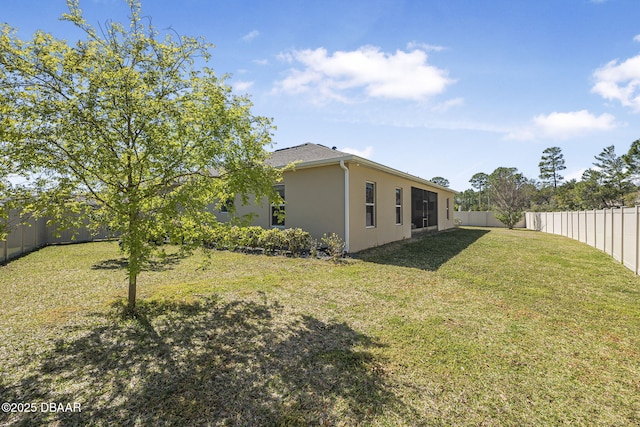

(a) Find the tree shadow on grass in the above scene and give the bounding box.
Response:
[2,295,413,426]
[91,252,184,272]
[354,228,490,271]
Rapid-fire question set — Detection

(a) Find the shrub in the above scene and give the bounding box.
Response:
[259,228,285,254]
[281,228,311,256]
[202,224,344,260]
[321,233,345,261]
[239,226,265,249]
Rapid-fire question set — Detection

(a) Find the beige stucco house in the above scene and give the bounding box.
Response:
[217,143,457,253]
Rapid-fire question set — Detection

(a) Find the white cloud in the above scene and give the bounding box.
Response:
[342,146,374,158]
[276,52,294,63]
[274,45,454,103]
[432,97,464,112]
[253,58,269,66]
[534,110,617,137]
[634,34,640,43]
[233,81,254,92]
[592,54,640,112]
[506,110,618,140]
[406,41,446,52]
[241,30,260,42]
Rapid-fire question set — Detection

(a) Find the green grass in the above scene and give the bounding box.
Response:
[1,227,639,426]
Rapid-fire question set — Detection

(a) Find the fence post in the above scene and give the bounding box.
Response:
[593,209,597,249]
[633,205,640,274]
[609,209,614,257]
[603,209,607,254]
[636,206,640,275]
[572,211,575,240]
[621,208,625,265]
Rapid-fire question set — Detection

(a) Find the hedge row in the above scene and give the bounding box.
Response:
[203,225,345,259]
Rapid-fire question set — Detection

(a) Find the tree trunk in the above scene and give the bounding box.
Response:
[128,266,137,313]
[126,197,141,315]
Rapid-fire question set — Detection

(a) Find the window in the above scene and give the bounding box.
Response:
[395,188,402,225]
[271,185,285,227]
[220,197,234,213]
[366,182,375,227]
[446,198,450,220]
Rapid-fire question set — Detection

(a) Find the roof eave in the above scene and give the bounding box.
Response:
[283,155,459,194]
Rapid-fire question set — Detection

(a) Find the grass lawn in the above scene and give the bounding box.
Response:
[1,227,639,426]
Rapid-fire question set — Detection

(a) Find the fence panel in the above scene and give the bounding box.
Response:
[550,212,556,233]
[6,224,23,261]
[22,216,38,254]
[455,211,526,228]
[527,207,640,276]
[611,209,621,260]
[1,209,110,263]
[585,211,595,246]
[622,208,637,272]
[594,211,605,252]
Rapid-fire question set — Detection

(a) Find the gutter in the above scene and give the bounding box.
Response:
[339,160,350,253]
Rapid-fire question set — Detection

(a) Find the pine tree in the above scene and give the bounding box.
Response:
[538,147,566,189]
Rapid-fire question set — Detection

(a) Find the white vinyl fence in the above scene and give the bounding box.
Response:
[454,211,526,228]
[1,210,111,263]
[526,208,640,275]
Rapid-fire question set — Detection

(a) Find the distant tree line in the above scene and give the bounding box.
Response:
[452,140,640,228]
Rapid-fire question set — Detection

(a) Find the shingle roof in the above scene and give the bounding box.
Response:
[266,142,457,193]
[266,143,347,167]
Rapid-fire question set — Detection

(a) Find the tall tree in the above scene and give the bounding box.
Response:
[469,172,488,192]
[574,169,609,209]
[593,145,632,207]
[0,0,281,312]
[430,176,450,187]
[469,172,489,210]
[538,146,566,189]
[487,167,532,229]
[455,188,476,211]
[623,138,640,180]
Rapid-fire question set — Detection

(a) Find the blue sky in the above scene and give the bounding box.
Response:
[4,0,640,191]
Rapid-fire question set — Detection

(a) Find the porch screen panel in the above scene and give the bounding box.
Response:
[411,187,438,229]
[427,190,438,227]
[411,187,423,229]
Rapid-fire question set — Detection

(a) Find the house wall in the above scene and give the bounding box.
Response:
[346,162,456,252]
[214,161,456,253]
[282,165,345,240]
[216,165,346,242]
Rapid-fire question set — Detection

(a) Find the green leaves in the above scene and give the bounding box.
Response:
[1,0,281,310]
[487,167,533,229]
[538,146,566,189]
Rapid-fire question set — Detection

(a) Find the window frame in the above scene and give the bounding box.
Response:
[365,181,376,228]
[446,197,450,221]
[395,187,403,225]
[270,184,285,227]
[220,197,234,214]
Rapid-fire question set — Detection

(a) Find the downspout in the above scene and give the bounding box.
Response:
[339,160,350,253]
